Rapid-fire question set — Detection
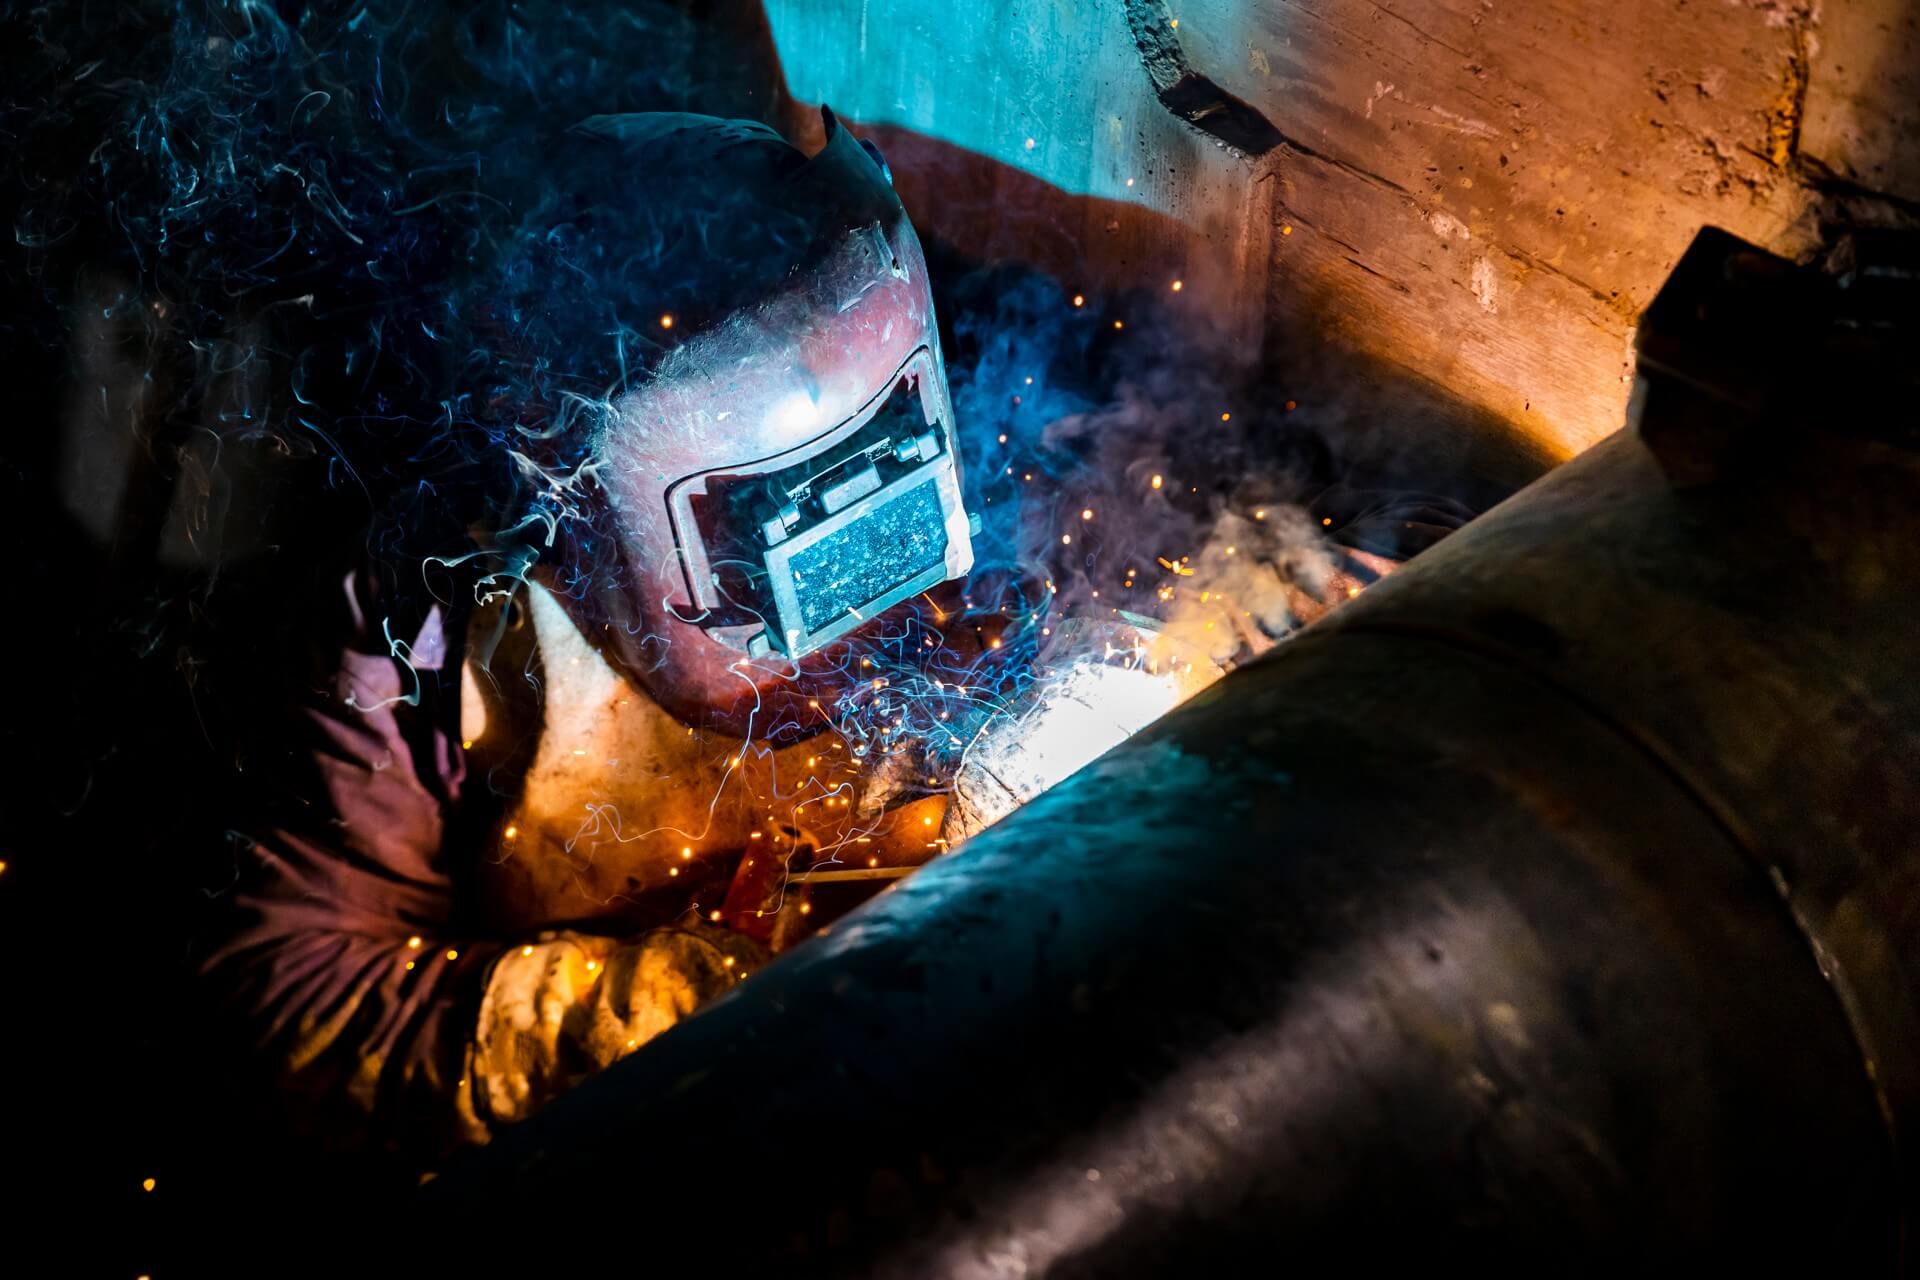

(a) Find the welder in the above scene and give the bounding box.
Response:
[197,107,1405,1167]
[197,109,995,1156]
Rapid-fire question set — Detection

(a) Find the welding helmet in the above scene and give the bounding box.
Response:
[524,110,976,726]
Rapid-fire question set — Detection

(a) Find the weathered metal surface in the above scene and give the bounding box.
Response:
[419,230,1917,1270]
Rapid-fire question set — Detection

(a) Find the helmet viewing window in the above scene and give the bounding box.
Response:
[669,348,976,660]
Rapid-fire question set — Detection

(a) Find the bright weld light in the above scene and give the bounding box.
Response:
[1081,508,1094,521]
[970,654,1215,829]
[1171,279,1183,292]
[767,391,821,437]
[659,313,673,328]
[1151,474,1163,490]
[1072,294,1085,308]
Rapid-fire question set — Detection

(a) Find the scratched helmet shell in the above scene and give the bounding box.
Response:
[519,109,976,728]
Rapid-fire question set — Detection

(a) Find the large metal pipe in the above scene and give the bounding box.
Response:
[421,229,1918,1271]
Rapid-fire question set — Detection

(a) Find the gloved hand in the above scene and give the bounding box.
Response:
[472,920,768,1128]
[576,920,767,1066]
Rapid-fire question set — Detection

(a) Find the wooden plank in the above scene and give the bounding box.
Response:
[1174,0,1822,454]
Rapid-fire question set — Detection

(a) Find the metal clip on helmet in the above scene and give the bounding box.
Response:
[579,109,976,724]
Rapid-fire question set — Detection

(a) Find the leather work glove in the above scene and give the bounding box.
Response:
[472,920,768,1127]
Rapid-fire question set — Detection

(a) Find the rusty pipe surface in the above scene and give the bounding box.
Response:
[420,230,1917,1271]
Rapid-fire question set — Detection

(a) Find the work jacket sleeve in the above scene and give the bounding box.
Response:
[197,566,501,1158]
[197,567,762,1161]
